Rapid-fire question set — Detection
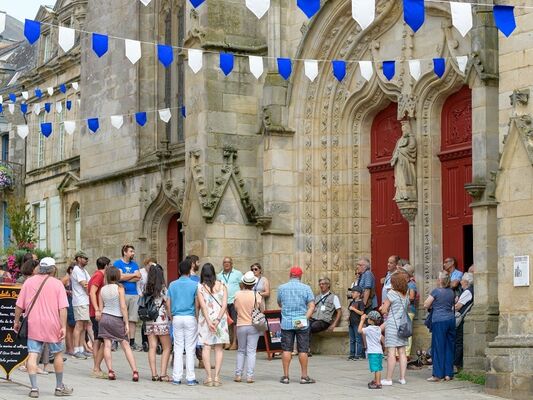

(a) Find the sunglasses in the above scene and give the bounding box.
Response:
[251,268,260,272]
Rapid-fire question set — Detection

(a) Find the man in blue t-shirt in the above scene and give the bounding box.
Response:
[113,244,141,350]
[167,260,199,385]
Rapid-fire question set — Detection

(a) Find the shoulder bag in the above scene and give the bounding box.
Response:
[390,291,413,339]
[16,276,50,340]
[251,290,267,332]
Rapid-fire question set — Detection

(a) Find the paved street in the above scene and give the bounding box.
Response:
[1,351,501,400]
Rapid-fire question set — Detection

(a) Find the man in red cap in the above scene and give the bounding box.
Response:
[277,266,316,384]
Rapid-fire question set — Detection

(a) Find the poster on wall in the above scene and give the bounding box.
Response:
[513,255,530,287]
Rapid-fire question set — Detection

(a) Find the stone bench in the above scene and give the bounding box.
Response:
[310,326,349,355]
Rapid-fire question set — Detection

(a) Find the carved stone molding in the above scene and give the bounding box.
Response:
[509,89,530,107]
[396,200,418,223]
[398,94,417,119]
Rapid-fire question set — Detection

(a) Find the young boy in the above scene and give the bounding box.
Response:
[348,286,365,360]
[358,310,384,389]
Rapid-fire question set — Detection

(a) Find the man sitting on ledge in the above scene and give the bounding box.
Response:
[308,277,342,356]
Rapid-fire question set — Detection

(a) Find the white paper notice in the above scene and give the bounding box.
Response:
[513,255,530,287]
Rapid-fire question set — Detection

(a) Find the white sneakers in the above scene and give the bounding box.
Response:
[399,379,407,385]
[380,379,406,386]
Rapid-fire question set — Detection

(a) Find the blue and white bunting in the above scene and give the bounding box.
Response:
[297,0,320,19]
[140,0,152,5]
[0,104,3,114]
[92,33,109,57]
[493,5,516,37]
[21,104,28,114]
[17,125,29,140]
[332,60,346,82]
[403,0,424,33]
[66,101,72,111]
[59,84,67,93]
[181,106,186,118]
[125,39,142,64]
[24,19,41,44]
[64,121,76,135]
[56,102,63,114]
[359,61,373,81]
[352,0,375,30]
[35,89,42,98]
[456,56,468,74]
[277,58,292,80]
[157,44,174,68]
[248,56,264,79]
[41,122,52,137]
[47,87,54,96]
[158,108,171,123]
[433,58,445,78]
[110,115,124,129]
[72,82,79,91]
[45,103,51,113]
[188,49,203,73]
[189,0,205,8]
[304,60,318,82]
[135,112,147,127]
[33,104,41,115]
[8,104,14,114]
[9,93,16,102]
[0,12,5,35]
[408,59,421,81]
[450,2,472,38]
[88,118,99,133]
[220,53,234,76]
[383,61,395,81]
[58,26,75,52]
[22,91,29,100]
[246,0,270,19]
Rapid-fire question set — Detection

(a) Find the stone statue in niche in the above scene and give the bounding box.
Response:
[391,120,417,201]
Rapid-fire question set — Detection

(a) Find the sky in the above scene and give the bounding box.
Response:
[0,0,54,22]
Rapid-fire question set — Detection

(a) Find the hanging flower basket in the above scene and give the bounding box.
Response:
[0,165,13,189]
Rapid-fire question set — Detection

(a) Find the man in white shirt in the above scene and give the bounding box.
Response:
[71,251,92,359]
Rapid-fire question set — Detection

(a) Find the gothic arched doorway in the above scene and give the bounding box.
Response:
[166,214,183,282]
[439,86,473,271]
[368,103,409,302]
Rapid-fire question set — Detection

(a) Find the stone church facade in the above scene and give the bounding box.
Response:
[1,1,533,398]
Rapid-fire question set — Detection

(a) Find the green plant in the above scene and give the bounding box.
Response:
[455,371,486,385]
[6,196,36,246]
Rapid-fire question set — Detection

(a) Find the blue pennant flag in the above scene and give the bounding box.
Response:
[9,93,16,102]
[59,84,67,93]
[66,100,72,110]
[41,122,52,137]
[220,53,234,76]
[21,104,28,114]
[92,33,109,57]
[45,103,51,113]
[35,89,42,98]
[88,118,99,133]
[383,61,395,81]
[433,58,445,78]
[157,44,174,68]
[135,112,147,127]
[403,0,425,32]
[24,19,41,44]
[0,104,3,113]
[189,0,205,8]
[493,5,516,37]
[181,106,186,118]
[332,60,346,82]
[277,58,292,80]
[297,0,320,19]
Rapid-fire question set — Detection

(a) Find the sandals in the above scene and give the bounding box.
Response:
[204,378,213,387]
[132,371,139,382]
[444,376,453,381]
[368,380,382,389]
[29,389,39,398]
[279,376,289,384]
[159,375,171,382]
[300,376,316,384]
[427,376,441,382]
[234,375,242,382]
[108,370,116,380]
[152,375,160,381]
[213,377,222,387]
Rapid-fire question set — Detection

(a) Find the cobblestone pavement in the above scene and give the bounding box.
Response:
[1,351,502,400]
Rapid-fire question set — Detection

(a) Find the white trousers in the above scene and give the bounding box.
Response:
[172,316,198,382]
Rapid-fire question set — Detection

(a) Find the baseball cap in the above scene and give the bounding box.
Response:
[74,250,88,259]
[349,285,363,294]
[367,310,382,322]
[39,257,56,273]
[289,266,303,278]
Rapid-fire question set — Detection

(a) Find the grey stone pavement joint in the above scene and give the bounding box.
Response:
[0,352,502,399]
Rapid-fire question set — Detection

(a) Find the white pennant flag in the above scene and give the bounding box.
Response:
[0,95,3,103]
[352,0,375,30]
[47,87,54,96]
[359,61,373,81]
[450,2,472,37]
[63,121,76,135]
[110,115,124,129]
[17,125,29,139]
[8,104,14,114]
[246,0,270,19]
[456,56,468,74]
[158,108,172,123]
[125,39,142,65]
[248,56,264,79]
[188,49,203,73]
[304,60,318,82]
[0,12,6,35]
[22,91,29,100]
[58,26,75,52]
[140,0,152,5]
[33,103,41,115]
[56,101,63,114]
[408,60,421,81]
[72,82,79,90]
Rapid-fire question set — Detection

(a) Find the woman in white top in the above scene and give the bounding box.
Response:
[96,266,138,381]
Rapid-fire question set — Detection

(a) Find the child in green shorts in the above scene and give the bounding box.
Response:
[359,310,384,389]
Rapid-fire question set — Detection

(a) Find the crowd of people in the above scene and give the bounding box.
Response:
[8,246,475,397]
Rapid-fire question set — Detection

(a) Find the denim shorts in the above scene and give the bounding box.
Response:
[27,339,64,355]
[367,353,383,372]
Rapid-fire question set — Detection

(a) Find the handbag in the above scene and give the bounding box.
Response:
[425,308,433,332]
[390,291,413,339]
[16,276,50,340]
[251,290,267,332]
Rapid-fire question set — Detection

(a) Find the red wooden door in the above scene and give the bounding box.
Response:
[166,214,181,283]
[439,86,473,271]
[368,103,409,303]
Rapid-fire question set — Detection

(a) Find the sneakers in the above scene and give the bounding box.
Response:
[72,352,86,360]
[172,380,181,385]
[381,379,393,386]
[187,379,199,386]
[399,379,407,385]
[83,351,93,358]
[54,385,73,397]
[131,343,144,352]
[347,356,356,361]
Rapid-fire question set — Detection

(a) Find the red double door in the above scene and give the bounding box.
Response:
[166,214,182,283]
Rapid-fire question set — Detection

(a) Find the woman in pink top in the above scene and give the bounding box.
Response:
[233,271,264,383]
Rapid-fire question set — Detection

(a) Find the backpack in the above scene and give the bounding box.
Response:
[138,295,161,322]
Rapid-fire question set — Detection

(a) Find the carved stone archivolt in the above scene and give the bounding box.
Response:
[189,146,258,223]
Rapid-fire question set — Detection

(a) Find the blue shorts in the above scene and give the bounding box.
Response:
[368,353,383,372]
[27,339,64,355]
